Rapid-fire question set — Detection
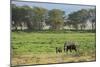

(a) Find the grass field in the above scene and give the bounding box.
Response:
[11,32,96,66]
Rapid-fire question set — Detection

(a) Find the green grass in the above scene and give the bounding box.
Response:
[11,32,96,65]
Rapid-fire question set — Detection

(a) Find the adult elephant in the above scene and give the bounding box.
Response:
[64,41,77,52]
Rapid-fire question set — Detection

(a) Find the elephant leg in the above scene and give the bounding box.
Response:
[74,48,77,52]
[70,49,72,52]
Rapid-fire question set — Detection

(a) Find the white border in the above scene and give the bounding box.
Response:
[0,0,10,67]
[0,0,98,67]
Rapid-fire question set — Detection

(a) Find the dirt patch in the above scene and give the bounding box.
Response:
[11,53,96,66]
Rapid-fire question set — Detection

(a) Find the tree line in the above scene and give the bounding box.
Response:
[12,4,96,31]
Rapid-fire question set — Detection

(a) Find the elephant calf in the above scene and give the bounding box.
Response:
[56,47,62,53]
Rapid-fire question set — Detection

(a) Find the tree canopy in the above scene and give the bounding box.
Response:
[11,4,96,32]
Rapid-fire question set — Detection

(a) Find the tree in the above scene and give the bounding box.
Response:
[88,8,96,31]
[67,9,89,30]
[12,4,19,31]
[68,11,80,30]
[12,4,34,30]
[78,9,89,30]
[48,9,65,30]
[12,5,48,31]
[32,7,48,30]
[21,6,33,30]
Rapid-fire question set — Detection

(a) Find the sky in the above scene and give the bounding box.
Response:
[12,1,95,15]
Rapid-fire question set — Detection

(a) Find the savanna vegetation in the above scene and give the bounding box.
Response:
[11,2,96,66]
[11,32,96,65]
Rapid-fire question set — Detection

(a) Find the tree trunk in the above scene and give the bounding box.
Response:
[80,25,83,31]
[15,25,17,31]
[92,23,94,31]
